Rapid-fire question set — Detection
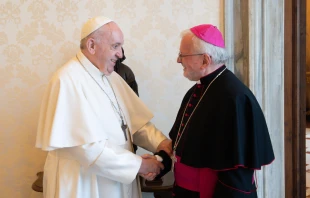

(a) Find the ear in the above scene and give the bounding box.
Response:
[202,54,211,68]
[86,38,96,55]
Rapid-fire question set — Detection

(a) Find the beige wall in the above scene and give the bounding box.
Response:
[0,0,223,197]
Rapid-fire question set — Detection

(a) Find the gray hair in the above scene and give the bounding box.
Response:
[180,30,229,65]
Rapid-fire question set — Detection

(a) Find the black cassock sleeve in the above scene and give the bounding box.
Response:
[154,150,172,180]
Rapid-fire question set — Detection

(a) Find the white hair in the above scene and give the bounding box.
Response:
[180,30,229,65]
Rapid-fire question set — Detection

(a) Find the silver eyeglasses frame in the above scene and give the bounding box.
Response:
[177,52,204,60]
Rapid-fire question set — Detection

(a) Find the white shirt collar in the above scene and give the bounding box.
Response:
[76,50,104,82]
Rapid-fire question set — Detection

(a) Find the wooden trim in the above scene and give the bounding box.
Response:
[284,0,306,197]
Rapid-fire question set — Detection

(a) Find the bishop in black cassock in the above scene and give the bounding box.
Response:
[169,24,274,198]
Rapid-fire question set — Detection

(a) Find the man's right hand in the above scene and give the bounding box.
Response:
[138,154,164,175]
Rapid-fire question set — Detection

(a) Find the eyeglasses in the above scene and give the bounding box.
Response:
[178,52,204,60]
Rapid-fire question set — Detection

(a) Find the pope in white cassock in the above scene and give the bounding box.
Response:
[35,16,172,198]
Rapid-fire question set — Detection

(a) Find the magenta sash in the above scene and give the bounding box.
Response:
[174,156,218,198]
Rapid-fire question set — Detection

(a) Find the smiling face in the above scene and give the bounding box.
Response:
[92,22,124,75]
[177,34,205,81]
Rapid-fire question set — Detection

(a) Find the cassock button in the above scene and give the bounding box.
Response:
[178,133,180,136]
[193,94,197,97]
[185,113,189,117]
[197,85,201,88]
[188,104,192,107]
[181,123,184,126]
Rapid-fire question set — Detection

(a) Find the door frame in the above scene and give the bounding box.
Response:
[284,0,306,197]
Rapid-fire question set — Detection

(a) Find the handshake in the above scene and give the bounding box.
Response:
[138,139,172,181]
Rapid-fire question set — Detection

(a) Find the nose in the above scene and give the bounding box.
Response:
[116,48,123,58]
[177,56,182,63]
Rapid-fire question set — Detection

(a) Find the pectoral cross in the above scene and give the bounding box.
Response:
[171,150,177,172]
[121,120,128,141]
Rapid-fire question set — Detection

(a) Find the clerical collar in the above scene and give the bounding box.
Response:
[76,51,104,82]
[199,65,226,85]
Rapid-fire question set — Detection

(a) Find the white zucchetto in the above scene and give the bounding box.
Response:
[80,16,113,40]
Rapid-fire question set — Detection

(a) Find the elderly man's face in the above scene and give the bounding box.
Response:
[177,34,204,81]
[95,22,124,75]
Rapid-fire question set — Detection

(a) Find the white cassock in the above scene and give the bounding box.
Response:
[36,51,167,198]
